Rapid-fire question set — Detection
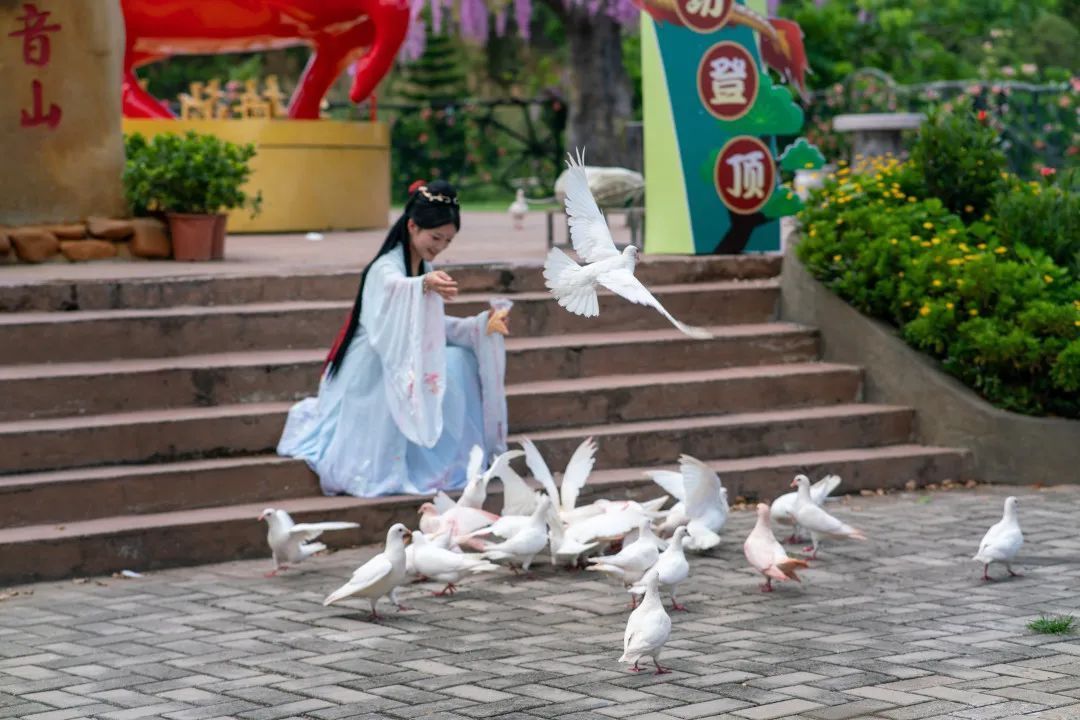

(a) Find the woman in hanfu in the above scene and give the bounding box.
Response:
[277,180,512,497]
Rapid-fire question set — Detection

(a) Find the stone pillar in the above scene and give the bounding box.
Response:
[0,0,126,226]
[832,113,926,165]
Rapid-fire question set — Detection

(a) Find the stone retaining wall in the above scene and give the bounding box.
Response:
[0,217,171,263]
[780,245,1080,486]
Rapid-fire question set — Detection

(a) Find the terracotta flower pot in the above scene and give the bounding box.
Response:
[166,212,215,261]
[211,213,228,260]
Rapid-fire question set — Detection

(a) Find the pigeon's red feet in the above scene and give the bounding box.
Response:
[264,565,288,578]
[1008,569,1023,578]
[629,664,644,673]
[654,665,672,675]
[395,604,411,612]
[671,601,689,612]
[368,612,382,621]
[432,582,457,597]
[982,565,994,582]
[785,534,801,544]
[759,582,774,593]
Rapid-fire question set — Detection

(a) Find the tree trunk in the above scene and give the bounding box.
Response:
[712,211,766,254]
[543,0,634,168]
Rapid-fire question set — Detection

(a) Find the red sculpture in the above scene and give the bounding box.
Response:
[120,0,412,119]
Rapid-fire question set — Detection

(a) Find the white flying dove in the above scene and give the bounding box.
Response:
[790,475,866,558]
[323,523,411,620]
[543,149,712,340]
[258,508,358,576]
[619,571,672,675]
[744,503,809,592]
[973,496,1023,581]
[520,436,597,516]
[588,519,661,595]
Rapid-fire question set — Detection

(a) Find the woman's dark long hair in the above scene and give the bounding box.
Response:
[324,180,461,379]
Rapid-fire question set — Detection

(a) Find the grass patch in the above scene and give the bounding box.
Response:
[1027,615,1076,635]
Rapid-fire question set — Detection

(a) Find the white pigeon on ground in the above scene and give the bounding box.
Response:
[588,519,661,598]
[790,475,866,558]
[545,498,599,567]
[406,530,457,578]
[744,503,810,592]
[619,571,672,675]
[972,496,1024,581]
[542,148,712,340]
[418,497,499,542]
[323,524,411,620]
[630,526,691,611]
[409,531,501,596]
[481,494,551,573]
[771,474,841,542]
[669,456,729,552]
[509,188,529,230]
[258,508,359,576]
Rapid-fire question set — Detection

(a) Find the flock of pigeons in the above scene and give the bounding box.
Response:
[259,150,1027,675]
[259,439,1027,675]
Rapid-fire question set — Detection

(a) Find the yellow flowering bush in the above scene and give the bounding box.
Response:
[797,157,1080,418]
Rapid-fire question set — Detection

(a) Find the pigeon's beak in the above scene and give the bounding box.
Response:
[789,479,798,488]
[257,511,269,521]
[403,531,413,546]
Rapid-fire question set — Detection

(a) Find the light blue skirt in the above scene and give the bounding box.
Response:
[278,345,486,497]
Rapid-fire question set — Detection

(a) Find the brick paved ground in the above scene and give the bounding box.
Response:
[2,484,1078,720]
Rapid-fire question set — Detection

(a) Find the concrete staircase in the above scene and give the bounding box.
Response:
[0,256,972,584]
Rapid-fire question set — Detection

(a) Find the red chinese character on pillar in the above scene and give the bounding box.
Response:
[8,3,60,66]
[21,79,61,128]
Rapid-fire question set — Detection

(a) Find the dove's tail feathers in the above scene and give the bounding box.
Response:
[323,582,359,606]
[672,319,714,340]
[482,549,514,562]
[301,542,327,559]
[777,558,809,581]
[466,561,502,575]
[763,566,790,582]
[544,248,599,317]
[457,536,490,552]
[586,563,626,579]
[848,529,867,541]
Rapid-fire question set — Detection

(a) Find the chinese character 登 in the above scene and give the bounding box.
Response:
[709,57,748,106]
[726,151,766,200]
[8,3,61,66]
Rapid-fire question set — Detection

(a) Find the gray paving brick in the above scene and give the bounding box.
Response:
[0,487,1077,720]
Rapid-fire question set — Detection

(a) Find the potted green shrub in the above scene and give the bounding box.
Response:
[123,131,260,261]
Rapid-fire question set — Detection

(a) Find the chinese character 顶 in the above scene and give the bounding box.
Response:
[8,3,61,66]
[726,151,766,200]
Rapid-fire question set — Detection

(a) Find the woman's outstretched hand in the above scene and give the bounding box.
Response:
[422,270,458,301]
[486,308,511,336]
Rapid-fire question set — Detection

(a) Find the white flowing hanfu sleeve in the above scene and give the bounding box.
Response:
[361,252,447,448]
[445,300,512,454]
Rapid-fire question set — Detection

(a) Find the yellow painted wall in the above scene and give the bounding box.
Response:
[122,119,390,233]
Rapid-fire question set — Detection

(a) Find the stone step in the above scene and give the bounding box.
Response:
[0,363,864,527]
[0,324,822,421]
[506,362,862,430]
[0,444,971,584]
[0,280,780,365]
[0,397,912,476]
[0,255,781,312]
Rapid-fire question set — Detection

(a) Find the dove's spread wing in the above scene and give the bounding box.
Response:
[680,456,724,518]
[466,445,484,484]
[564,149,619,264]
[497,465,538,517]
[646,470,686,502]
[521,438,560,505]
[810,474,842,505]
[288,521,359,541]
[560,437,597,512]
[597,268,713,340]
